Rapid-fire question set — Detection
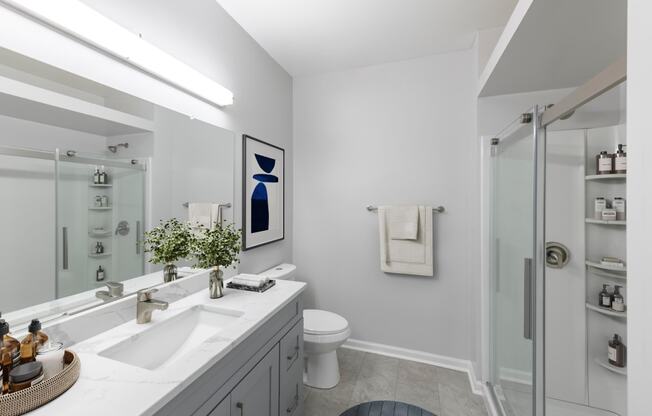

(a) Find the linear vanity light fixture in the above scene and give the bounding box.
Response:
[1,0,234,107]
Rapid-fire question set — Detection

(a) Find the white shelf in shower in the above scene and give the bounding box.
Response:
[586,303,627,319]
[585,174,626,181]
[585,218,626,226]
[89,184,113,188]
[88,253,111,258]
[594,358,627,376]
[585,260,627,272]
[89,231,111,237]
[89,207,112,211]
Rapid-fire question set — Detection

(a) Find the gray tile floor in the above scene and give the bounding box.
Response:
[304,348,488,416]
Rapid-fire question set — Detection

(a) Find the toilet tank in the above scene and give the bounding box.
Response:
[259,263,297,281]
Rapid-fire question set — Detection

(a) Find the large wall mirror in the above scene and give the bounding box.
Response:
[0,47,235,324]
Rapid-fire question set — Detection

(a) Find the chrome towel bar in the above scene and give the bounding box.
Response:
[366,205,445,213]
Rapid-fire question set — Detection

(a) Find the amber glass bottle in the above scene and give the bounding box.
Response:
[20,320,48,364]
[1,320,12,394]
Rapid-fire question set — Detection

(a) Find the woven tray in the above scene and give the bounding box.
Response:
[0,351,80,416]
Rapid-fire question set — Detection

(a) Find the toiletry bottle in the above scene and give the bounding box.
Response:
[99,242,104,254]
[101,195,109,207]
[99,166,106,184]
[599,284,612,308]
[19,320,48,364]
[594,197,606,220]
[612,285,626,312]
[613,197,626,221]
[93,166,100,184]
[96,266,105,282]
[608,334,626,367]
[1,320,13,394]
[614,144,627,174]
[596,151,614,175]
[0,314,21,370]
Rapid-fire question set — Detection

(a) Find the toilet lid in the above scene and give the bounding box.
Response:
[303,309,349,335]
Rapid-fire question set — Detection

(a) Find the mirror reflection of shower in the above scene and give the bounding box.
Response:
[108,143,129,153]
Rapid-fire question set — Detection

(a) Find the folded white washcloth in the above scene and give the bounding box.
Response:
[232,277,265,288]
[388,206,419,240]
[236,273,269,282]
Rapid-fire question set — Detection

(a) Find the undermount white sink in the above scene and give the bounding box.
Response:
[99,305,244,370]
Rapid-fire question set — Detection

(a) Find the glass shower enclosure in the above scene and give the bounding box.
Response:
[0,146,146,311]
[488,106,546,416]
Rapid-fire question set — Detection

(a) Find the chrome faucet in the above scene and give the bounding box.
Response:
[136,288,169,324]
[96,281,124,301]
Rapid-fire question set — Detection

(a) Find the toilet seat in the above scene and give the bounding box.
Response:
[303,309,349,335]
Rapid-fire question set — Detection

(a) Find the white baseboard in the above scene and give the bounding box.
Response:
[342,338,485,396]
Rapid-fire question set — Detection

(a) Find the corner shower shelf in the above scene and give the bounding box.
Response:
[585,174,626,181]
[587,268,627,281]
[89,231,111,237]
[88,253,111,258]
[89,207,112,211]
[89,184,113,188]
[585,260,627,272]
[594,358,627,376]
[586,303,627,319]
[585,218,626,226]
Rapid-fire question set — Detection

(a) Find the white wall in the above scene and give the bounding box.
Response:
[293,50,478,359]
[626,1,652,414]
[0,0,293,273]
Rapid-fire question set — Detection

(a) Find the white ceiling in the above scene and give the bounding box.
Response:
[216,0,518,76]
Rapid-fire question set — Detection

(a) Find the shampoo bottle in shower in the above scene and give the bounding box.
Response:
[612,285,625,312]
[614,144,627,174]
[599,284,612,308]
[96,265,105,282]
[93,166,100,184]
[608,334,626,367]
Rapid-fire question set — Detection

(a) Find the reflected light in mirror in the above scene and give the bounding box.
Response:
[2,0,234,107]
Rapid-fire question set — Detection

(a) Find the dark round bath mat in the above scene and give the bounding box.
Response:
[339,400,436,416]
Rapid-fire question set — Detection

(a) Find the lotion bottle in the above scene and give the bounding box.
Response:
[608,334,626,367]
[612,285,625,312]
[599,284,612,308]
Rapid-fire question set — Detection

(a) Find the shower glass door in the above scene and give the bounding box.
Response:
[489,107,545,416]
[57,151,145,297]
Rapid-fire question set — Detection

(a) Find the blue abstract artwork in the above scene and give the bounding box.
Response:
[251,153,277,233]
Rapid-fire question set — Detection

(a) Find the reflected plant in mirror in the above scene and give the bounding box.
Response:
[144,219,193,282]
[192,223,242,299]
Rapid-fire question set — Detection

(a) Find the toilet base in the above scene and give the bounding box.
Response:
[304,350,340,389]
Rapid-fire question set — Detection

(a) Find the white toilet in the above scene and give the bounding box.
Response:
[259,264,350,389]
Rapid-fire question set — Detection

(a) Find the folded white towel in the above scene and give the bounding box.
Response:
[236,273,269,283]
[378,205,433,276]
[188,203,212,229]
[232,277,267,288]
[388,206,419,240]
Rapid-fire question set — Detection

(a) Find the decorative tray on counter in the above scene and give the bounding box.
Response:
[227,279,276,293]
[0,351,80,416]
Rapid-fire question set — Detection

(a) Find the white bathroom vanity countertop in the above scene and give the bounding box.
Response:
[28,279,306,416]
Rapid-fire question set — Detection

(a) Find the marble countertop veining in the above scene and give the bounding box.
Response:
[27,279,306,416]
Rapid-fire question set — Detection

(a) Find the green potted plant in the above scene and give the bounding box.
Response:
[144,218,193,282]
[192,222,241,298]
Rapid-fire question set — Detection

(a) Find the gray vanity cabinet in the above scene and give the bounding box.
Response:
[207,398,230,416]
[156,293,304,416]
[230,345,279,416]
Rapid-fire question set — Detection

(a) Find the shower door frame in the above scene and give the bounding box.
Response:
[482,105,546,416]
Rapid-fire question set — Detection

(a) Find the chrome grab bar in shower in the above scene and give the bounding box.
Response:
[523,258,533,340]
[62,227,69,270]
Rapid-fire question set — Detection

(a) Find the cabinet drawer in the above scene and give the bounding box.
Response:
[280,357,303,416]
[280,319,303,375]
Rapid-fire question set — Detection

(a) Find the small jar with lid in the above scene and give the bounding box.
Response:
[596,151,614,175]
[9,361,43,392]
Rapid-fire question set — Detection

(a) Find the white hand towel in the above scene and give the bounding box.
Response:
[388,206,419,240]
[236,273,269,283]
[210,204,223,229]
[378,205,433,276]
[188,203,212,229]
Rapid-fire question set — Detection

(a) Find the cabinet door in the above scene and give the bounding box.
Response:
[231,345,279,416]
[208,396,230,416]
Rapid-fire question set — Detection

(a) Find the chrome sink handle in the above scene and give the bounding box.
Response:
[137,288,158,302]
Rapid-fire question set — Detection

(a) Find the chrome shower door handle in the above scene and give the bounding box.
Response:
[523,258,533,340]
[62,227,69,270]
[136,221,141,254]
